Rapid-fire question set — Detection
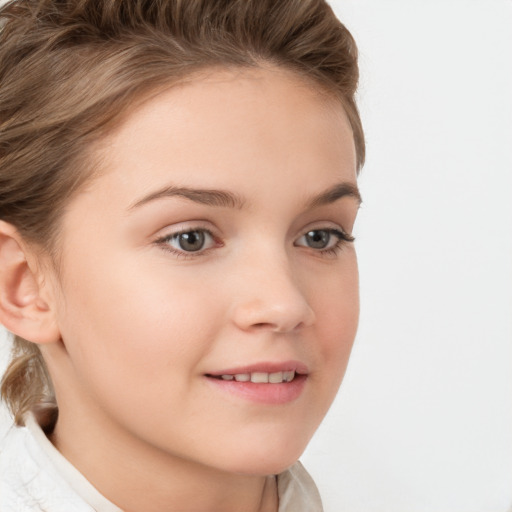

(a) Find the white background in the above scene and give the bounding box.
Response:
[1,1,511,511]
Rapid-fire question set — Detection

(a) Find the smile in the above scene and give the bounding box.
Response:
[209,371,296,384]
[204,362,308,404]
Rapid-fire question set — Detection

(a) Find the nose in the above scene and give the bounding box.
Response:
[230,253,316,334]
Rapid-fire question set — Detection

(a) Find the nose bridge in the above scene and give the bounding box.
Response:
[230,245,315,333]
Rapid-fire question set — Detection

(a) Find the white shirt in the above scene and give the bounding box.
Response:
[0,414,323,511]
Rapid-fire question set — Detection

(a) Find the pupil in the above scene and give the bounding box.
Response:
[179,231,205,251]
[306,230,329,249]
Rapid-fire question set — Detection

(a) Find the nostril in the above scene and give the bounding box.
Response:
[251,320,306,333]
[253,322,272,329]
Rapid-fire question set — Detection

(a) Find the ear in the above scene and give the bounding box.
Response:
[0,220,60,344]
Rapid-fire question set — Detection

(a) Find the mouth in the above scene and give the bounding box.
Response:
[206,370,297,384]
[204,362,308,404]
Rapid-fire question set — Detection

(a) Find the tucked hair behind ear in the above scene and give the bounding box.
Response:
[0,0,365,425]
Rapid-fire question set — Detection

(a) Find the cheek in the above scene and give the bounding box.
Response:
[311,255,359,384]
[55,253,220,394]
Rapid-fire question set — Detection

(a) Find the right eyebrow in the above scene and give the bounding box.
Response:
[307,182,362,208]
[128,185,245,211]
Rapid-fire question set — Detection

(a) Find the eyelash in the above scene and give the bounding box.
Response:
[154,226,355,259]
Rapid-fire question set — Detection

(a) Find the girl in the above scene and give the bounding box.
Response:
[0,0,364,510]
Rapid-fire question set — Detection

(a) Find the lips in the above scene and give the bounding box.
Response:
[205,360,308,381]
[204,361,309,404]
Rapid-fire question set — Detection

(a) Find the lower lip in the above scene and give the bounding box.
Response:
[205,374,307,405]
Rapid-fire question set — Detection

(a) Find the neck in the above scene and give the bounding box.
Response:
[50,407,278,512]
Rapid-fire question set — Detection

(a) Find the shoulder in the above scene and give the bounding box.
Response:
[277,461,324,512]
[0,421,94,512]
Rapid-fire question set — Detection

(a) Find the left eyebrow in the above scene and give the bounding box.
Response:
[307,182,362,208]
[128,185,245,211]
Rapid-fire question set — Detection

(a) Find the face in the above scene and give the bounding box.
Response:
[45,66,360,475]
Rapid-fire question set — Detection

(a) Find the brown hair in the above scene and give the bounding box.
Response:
[0,0,365,425]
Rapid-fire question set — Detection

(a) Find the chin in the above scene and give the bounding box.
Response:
[220,438,309,476]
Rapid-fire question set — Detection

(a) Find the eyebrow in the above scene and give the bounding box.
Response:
[128,181,361,211]
[129,185,245,211]
[307,182,362,208]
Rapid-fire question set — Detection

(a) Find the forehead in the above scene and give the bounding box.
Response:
[73,66,357,217]
[99,67,353,177]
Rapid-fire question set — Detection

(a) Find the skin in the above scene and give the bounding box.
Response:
[4,66,361,512]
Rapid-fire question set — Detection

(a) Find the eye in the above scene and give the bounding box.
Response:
[295,228,354,252]
[157,228,216,254]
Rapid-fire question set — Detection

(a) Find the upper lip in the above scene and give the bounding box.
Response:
[206,360,309,376]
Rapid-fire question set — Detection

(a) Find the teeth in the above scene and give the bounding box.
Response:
[269,372,283,383]
[251,372,269,383]
[223,371,296,383]
[283,371,295,383]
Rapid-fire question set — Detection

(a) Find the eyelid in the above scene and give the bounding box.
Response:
[296,220,354,240]
[294,227,353,244]
[152,219,218,241]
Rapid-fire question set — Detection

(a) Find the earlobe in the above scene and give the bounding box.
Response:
[0,221,60,344]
